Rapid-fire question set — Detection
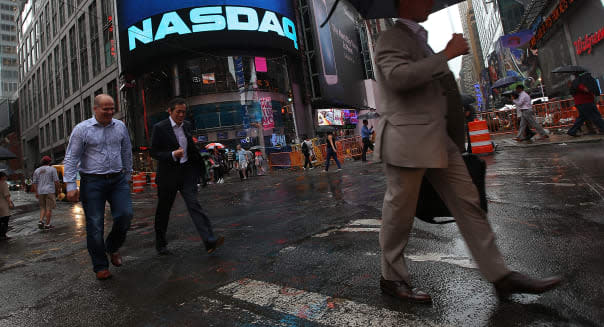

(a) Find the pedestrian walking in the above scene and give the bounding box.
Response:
[150,98,224,256]
[567,71,604,136]
[254,150,265,175]
[373,0,560,303]
[512,85,549,141]
[361,120,374,162]
[227,149,235,170]
[0,172,14,241]
[236,145,248,180]
[324,133,341,172]
[211,148,224,184]
[302,137,314,170]
[64,94,133,280]
[246,149,255,177]
[32,156,60,230]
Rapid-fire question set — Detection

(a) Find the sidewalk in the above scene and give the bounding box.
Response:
[492,131,603,148]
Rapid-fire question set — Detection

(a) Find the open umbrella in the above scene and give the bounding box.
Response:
[249,145,264,151]
[205,143,225,150]
[323,0,465,24]
[491,76,523,89]
[0,146,16,160]
[552,65,588,74]
[358,112,380,120]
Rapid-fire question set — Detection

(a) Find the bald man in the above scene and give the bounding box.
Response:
[64,94,133,280]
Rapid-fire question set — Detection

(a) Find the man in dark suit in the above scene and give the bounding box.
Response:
[151,98,224,255]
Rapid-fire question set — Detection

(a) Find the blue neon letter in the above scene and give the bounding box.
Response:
[258,11,284,36]
[154,11,192,41]
[282,17,298,50]
[226,6,259,31]
[128,18,153,51]
[190,7,226,32]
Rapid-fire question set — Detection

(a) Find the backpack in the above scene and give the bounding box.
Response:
[301,142,309,154]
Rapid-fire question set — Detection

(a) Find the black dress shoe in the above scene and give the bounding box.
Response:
[380,277,432,303]
[494,271,562,298]
[205,236,225,254]
[156,247,172,255]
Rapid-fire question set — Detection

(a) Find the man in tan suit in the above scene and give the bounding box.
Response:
[375,0,561,303]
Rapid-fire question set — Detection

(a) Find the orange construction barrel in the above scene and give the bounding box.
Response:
[468,119,494,155]
[132,174,145,193]
[149,172,157,188]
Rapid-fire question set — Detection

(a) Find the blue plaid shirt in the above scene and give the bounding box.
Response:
[63,117,133,192]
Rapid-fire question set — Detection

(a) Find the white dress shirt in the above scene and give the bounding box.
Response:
[513,91,532,111]
[170,117,189,163]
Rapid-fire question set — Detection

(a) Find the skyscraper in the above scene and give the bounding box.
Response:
[0,0,19,100]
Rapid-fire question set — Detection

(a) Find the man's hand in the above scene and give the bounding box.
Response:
[35,193,39,199]
[66,190,79,202]
[444,33,469,60]
[8,200,14,209]
[173,147,184,159]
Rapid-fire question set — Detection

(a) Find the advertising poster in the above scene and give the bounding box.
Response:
[260,97,275,130]
[202,73,215,84]
[317,109,344,126]
[310,0,366,108]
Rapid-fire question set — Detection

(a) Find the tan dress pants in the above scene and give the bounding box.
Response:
[380,139,509,283]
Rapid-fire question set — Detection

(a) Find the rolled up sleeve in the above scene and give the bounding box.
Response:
[64,126,84,191]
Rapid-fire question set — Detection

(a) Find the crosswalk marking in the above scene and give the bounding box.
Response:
[217,279,444,327]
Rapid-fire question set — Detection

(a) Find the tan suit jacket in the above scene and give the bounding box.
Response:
[374,22,465,168]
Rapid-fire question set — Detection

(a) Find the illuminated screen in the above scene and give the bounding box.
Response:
[317,109,345,126]
[117,0,298,73]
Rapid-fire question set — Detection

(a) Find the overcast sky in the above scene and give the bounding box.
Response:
[421,5,464,78]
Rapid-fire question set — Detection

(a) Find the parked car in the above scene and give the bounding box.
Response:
[7,180,21,191]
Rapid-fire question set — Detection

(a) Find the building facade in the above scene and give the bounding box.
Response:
[472,0,504,67]
[0,0,19,100]
[18,0,120,174]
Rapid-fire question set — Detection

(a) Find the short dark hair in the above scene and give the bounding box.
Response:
[0,172,6,179]
[363,119,369,124]
[516,85,525,90]
[168,98,187,111]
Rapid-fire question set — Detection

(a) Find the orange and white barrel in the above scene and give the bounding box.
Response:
[132,174,145,193]
[149,172,157,188]
[468,119,494,155]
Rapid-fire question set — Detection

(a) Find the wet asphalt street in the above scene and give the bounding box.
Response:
[1,139,604,327]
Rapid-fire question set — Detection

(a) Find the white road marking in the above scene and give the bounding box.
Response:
[313,219,381,238]
[217,279,445,327]
[349,219,382,226]
[406,253,477,269]
[339,227,381,233]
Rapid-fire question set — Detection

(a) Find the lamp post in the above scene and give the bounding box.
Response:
[538,77,545,98]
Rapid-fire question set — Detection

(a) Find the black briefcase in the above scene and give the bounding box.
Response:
[415,130,488,224]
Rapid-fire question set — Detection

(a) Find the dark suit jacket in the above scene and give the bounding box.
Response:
[150,118,202,188]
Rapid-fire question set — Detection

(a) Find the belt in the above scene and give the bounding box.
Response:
[80,172,123,179]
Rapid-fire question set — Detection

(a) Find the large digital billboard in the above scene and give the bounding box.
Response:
[310,0,366,108]
[117,1,298,73]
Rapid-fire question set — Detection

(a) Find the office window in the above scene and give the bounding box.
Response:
[83,96,91,119]
[40,127,45,148]
[52,119,57,142]
[69,26,79,92]
[61,37,69,98]
[78,14,89,85]
[58,0,65,27]
[42,61,48,114]
[50,0,57,37]
[74,103,81,124]
[94,88,103,96]
[67,0,74,17]
[101,0,115,67]
[107,79,117,110]
[58,114,64,139]
[47,55,55,109]
[89,1,101,76]
[53,46,61,104]
[65,109,72,136]
[44,3,51,47]
[45,124,49,148]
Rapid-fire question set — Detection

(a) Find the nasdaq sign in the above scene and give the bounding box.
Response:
[117,1,298,72]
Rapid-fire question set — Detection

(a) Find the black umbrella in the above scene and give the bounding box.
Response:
[322,0,465,26]
[358,112,380,120]
[461,94,476,106]
[0,146,16,160]
[552,65,589,74]
[491,76,523,89]
[249,145,264,151]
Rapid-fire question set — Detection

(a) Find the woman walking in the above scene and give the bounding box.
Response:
[0,172,15,241]
[324,133,342,172]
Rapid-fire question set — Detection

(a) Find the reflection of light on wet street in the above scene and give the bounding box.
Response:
[72,205,84,228]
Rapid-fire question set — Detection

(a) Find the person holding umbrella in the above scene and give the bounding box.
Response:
[0,171,14,241]
[566,71,604,136]
[373,0,560,303]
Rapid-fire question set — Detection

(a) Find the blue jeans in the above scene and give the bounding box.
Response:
[568,103,604,135]
[80,173,133,272]
[325,149,341,171]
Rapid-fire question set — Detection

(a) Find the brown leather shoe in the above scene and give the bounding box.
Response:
[380,277,432,303]
[109,252,122,267]
[494,271,562,298]
[96,269,112,280]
